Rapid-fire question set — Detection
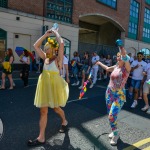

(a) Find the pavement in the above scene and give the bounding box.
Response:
[0,71,150,150]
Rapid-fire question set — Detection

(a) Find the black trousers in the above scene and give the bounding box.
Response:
[20,64,29,86]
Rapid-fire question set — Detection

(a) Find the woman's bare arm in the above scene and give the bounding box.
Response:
[33,30,52,60]
[96,61,115,72]
[53,30,64,69]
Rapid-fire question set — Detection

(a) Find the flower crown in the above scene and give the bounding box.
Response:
[46,37,59,50]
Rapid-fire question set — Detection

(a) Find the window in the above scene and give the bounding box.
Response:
[128,0,139,39]
[142,8,150,43]
[0,0,8,8]
[46,0,73,23]
[97,0,117,9]
[145,0,150,5]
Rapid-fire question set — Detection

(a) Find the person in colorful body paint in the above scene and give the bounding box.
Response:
[96,46,131,145]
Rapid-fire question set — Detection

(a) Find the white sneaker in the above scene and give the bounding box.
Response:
[108,132,114,139]
[131,100,138,108]
[146,108,150,114]
[89,84,94,88]
[78,85,83,89]
[141,105,149,111]
[110,135,120,145]
[13,82,16,87]
[76,81,80,86]
[71,83,77,86]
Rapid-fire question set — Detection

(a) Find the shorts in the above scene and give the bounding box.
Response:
[131,79,141,89]
[143,81,150,94]
[81,65,88,73]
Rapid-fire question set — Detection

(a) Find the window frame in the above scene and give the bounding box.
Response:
[96,0,117,9]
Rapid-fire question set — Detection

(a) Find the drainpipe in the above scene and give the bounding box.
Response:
[43,0,45,28]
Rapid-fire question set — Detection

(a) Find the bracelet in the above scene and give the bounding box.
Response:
[121,55,130,62]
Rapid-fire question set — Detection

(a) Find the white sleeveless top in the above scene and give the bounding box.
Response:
[43,60,59,72]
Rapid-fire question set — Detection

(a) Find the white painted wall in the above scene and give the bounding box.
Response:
[0,9,79,63]
[124,38,150,56]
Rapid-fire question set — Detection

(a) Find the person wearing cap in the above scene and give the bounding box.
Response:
[89,51,100,88]
[96,40,131,145]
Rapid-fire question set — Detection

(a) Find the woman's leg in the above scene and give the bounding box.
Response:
[1,73,6,89]
[24,70,29,86]
[81,71,85,86]
[37,107,48,142]
[108,99,124,132]
[53,107,67,125]
[108,89,125,145]
[7,74,13,89]
[143,93,149,105]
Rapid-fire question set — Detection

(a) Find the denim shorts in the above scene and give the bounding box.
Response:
[131,79,141,89]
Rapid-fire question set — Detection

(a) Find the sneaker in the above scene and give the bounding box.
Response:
[141,105,149,111]
[24,85,29,88]
[110,135,120,146]
[78,85,83,89]
[131,100,138,108]
[138,96,142,100]
[13,82,16,87]
[89,84,94,88]
[76,81,80,86]
[71,83,77,86]
[108,132,114,139]
[146,108,150,114]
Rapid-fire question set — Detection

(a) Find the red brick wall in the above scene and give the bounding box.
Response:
[7,0,150,40]
[72,0,130,37]
[8,0,44,16]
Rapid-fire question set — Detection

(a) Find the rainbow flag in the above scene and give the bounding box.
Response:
[71,60,76,67]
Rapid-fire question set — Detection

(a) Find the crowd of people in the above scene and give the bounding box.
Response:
[0,28,150,146]
[69,50,150,114]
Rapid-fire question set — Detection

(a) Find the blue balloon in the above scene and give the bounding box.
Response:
[116,39,123,46]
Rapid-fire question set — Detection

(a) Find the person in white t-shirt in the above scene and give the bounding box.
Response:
[89,51,99,88]
[60,55,70,83]
[129,52,147,108]
[128,53,134,64]
[141,63,150,114]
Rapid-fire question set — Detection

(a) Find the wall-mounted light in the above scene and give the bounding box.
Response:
[15,35,19,38]
[16,17,20,20]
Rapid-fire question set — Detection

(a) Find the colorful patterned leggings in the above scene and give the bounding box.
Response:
[105,87,126,131]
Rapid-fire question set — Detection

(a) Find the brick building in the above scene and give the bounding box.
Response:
[0,0,150,64]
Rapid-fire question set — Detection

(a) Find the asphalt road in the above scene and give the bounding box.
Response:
[0,72,150,150]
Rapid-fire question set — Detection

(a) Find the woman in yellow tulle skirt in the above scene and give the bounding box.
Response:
[28,27,69,147]
[34,63,69,108]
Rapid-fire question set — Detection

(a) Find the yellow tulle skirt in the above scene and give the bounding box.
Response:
[34,70,69,108]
